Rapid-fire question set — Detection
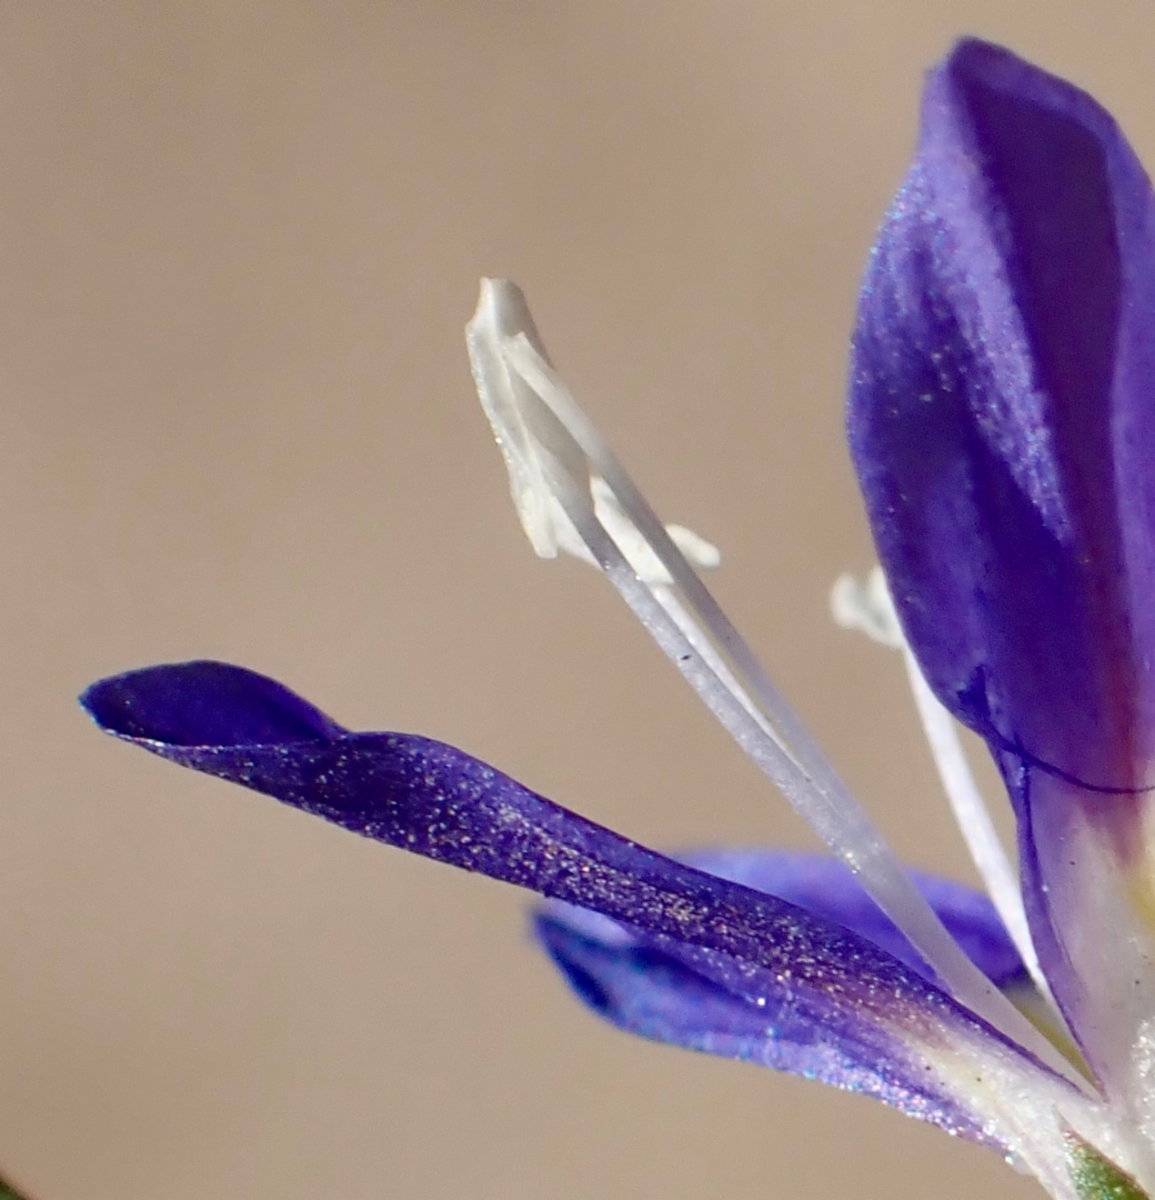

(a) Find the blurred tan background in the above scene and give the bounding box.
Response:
[0,3,1151,1198]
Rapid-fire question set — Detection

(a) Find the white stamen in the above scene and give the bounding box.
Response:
[589,476,722,582]
[831,569,904,648]
[833,568,1057,1009]
[466,278,1087,1086]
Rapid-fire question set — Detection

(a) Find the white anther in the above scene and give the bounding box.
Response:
[468,280,718,585]
[588,476,721,583]
[831,567,904,647]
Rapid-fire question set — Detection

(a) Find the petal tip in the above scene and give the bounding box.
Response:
[80,660,345,748]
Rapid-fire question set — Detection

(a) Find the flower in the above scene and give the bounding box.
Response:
[80,37,1155,1200]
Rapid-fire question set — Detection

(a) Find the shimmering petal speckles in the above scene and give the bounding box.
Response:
[82,659,1098,1182]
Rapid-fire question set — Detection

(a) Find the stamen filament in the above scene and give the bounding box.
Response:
[466,277,1087,1086]
[901,647,1054,1001]
[834,570,1057,1008]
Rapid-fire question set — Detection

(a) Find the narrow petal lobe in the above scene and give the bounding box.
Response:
[81,660,1089,1164]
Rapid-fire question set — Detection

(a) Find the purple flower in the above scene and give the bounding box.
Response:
[82,38,1155,1200]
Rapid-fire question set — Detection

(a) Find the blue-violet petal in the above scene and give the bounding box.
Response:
[81,659,1073,1148]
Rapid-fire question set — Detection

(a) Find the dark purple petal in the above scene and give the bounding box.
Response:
[534,850,1029,1143]
[677,850,1026,988]
[849,36,1155,789]
[83,660,347,745]
[80,661,954,1011]
[81,660,1061,1146]
[846,38,1155,1070]
[534,904,1001,1142]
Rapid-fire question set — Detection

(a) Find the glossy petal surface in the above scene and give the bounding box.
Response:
[536,902,992,1140]
[82,660,1071,1150]
[536,851,1024,1140]
[847,38,1155,1080]
[679,850,1026,988]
